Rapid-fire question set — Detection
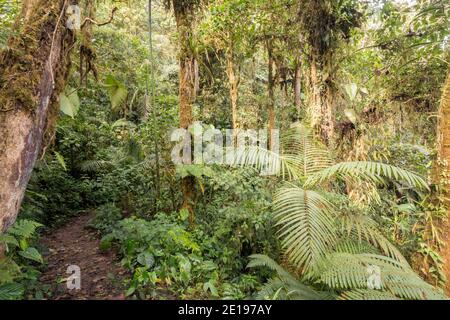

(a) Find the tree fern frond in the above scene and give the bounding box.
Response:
[305,161,429,190]
[281,123,333,177]
[230,146,302,180]
[338,212,408,264]
[316,253,447,300]
[78,160,115,173]
[273,186,337,274]
[247,254,329,300]
[340,289,400,300]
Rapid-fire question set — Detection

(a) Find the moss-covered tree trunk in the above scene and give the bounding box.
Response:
[307,54,334,145]
[294,57,302,119]
[173,2,197,227]
[0,0,76,235]
[436,71,450,293]
[267,40,276,149]
[226,44,239,131]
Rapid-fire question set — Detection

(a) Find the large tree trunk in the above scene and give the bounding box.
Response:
[0,0,76,235]
[267,40,276,149]
[294,58,302,119]
[308,55,334,145]
[226,47,239,131]
[173,3,197,227]
[436,71,450,293]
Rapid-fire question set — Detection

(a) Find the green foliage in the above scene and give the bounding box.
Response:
[60,86,80,118]
[89,203,123,234]
[0,220,44,300]
[104,75,128,111]
[250,124,446,300]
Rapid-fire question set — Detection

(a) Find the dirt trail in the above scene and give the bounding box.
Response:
[39,213,127,300]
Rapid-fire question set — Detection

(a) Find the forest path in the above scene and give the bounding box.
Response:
[39,213,127,300]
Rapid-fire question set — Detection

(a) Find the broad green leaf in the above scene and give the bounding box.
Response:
[104,75,128,111]
[18,247,43,264]
[345,83,358,101]
[59,86,80,118]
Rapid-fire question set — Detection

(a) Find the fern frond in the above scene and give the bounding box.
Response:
[340,289,400,300]
[248,254,328,300]
[6,220,42,239]
[316,253,447,300]
[78,160,115,173]
[338,212,408,264]
[273,186,337,274]
[281,124,333,177]
[305,161,429,190]
[230,146,303,180]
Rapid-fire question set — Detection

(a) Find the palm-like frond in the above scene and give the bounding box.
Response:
[281,123,333,177]
[338,212,408,264]
[247,254,330,300]
[78,160,115,173]
[316,253,446,300]
[305,161,429,190]
[273,186,337,274]
[230,146,303,180]
[340,289,401,300]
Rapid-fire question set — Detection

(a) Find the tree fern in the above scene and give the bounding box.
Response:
[250,123,444,300]
[281,123,332,177]
[247,254,330,300]
[305,161,429,190]
[273,186,337,274]
[337,211,408,264]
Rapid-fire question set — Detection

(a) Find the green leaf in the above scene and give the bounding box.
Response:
[60,86,80,118]
[179,208,189,221]
[0,283,24,300]
[104,75,128,111]
[54,151,67,171]
[137,252,155,268]
[18,247,43,264]
[125,286,136,297]
[345,83,358,101]
[0,234,19,248]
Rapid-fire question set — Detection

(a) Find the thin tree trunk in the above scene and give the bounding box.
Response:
[0,0,76,237]
[294,58,302,119]
[436,71,450,293]
[267,40,276,149]
[173,4,197,227]
[226,49,239,131]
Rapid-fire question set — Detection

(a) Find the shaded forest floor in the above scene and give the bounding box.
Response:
[39,213,127,300]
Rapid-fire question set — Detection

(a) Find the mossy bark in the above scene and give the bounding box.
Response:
[436,71,450,293]
[0,0,77,234]
[173,3,197,227]
[267,40,276,150]
[308,54,334,145]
